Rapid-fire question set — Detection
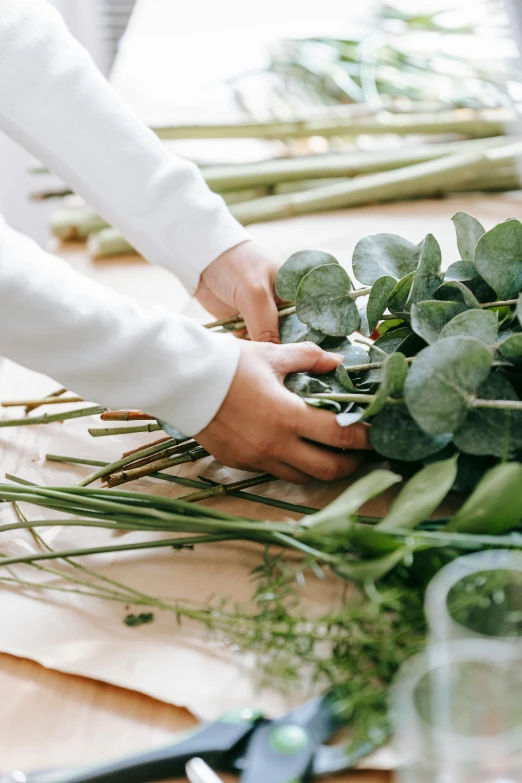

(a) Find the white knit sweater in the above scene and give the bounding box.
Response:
[0,0,250,435]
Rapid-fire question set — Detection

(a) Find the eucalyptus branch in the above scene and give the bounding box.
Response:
[25,387,67,414]
[1,395,84,408]
[0,405,105,427]
[181,474,275,502]
[100,411,156,422]
[77,437,179,486]
[46,454,320,515]
[88,422,162,437]
[106,447,209,487]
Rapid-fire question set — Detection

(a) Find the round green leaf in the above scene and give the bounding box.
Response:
[475,220,522,299]
[451,211,485,264]
[275,250,339,302]
[370,405,452,462]
[445,261,496,303]
[404,336,494,435]
[410,300,467,345]
[366,275,396,333]
[296,264,360,337]
[454,372,522,458]
[518,292,522,327]
[352,233,421,285]
[435,281,480,309]
[406,233,444,308]
[439,309,498,346]
[279,313,325,345]
[499,333,522,364]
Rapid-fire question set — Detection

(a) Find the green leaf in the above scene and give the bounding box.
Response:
[445,260,477,282]
[410,300,467,344]
[370,405,453,462]
[404,336,493,435]
[439,309,498,346]
[275,250,338,301]
[335,364,358,393]
[475,220,522,299]
[300,470,402,536]
[333,546,410,583]
[406,233,444,308]
[445,261,496,303]
[454,372,522,458]
[285,373,330,396]
[352,233,421,285]
[361,353,408,421]
[296,264,360,337]
[366,275,396,333]
[447,463,522,534]
[499,333,522,364]
[279,313,325,345]
[305,397,342,412]
[517,293,522,327]
[387,272,415,316]
[378,457,458,531]
[435,281,480,309]
[451,211,485,263]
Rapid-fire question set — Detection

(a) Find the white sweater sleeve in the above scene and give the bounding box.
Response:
[0,0,249,435]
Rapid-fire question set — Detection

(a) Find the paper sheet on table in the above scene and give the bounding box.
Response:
[0,355,423,769]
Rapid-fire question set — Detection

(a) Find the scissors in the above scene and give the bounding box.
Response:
[0,692,385,783]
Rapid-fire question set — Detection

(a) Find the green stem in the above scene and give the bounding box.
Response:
[75,437,179,486]
[181,474,275,502]
[152,108,509,141]
[1,396,84,408]
[45,454,320,515]
[0,405,105,427]
[106,447,208,486]
[88,422,162,437]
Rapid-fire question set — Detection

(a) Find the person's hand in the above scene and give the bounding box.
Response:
[196,340,371,484]
[196,240,282,342]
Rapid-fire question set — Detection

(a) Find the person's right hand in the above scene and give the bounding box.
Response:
[195,340,372,484]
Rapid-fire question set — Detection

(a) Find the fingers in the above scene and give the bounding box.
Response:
[296,402,372,450]
[239,283,281,343]
[271,341,343,377]
[280,439,365,482]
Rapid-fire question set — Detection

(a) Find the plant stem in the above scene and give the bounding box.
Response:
[1,396,84,408]
[100,411,156,421]
[204,288,372,331]
[106,447,209,487]
[25,387,67,414]
[45,454,320,515]
[77,437,179,486]
[122,436,172,457]
[88,422,162,437]
[152,108,510,141]
[181,474,275,502]
[0,405,105,427]
[201,135,509,190]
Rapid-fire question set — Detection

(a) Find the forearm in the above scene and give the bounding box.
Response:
[0,0,249,293]
[0,217,239,435]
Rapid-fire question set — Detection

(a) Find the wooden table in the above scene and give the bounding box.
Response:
[2,193,522,781]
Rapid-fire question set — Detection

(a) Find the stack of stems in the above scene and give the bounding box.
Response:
[46,453,319,515]
[64,137,522,259]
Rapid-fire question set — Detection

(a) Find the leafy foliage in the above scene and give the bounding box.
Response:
[275,212,522,474]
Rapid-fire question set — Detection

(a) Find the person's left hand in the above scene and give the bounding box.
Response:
[196,240,282,342]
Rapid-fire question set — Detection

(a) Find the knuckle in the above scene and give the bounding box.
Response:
[254,437,277,458]
[301,341,322,357]
[318,460,343,483]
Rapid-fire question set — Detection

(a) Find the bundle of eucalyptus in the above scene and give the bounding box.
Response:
[262,210,522,492]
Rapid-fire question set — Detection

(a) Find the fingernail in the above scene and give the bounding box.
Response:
[332,353,344,361]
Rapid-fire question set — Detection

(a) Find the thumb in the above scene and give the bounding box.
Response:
[272,341,344,377]
[240,285,281,343]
